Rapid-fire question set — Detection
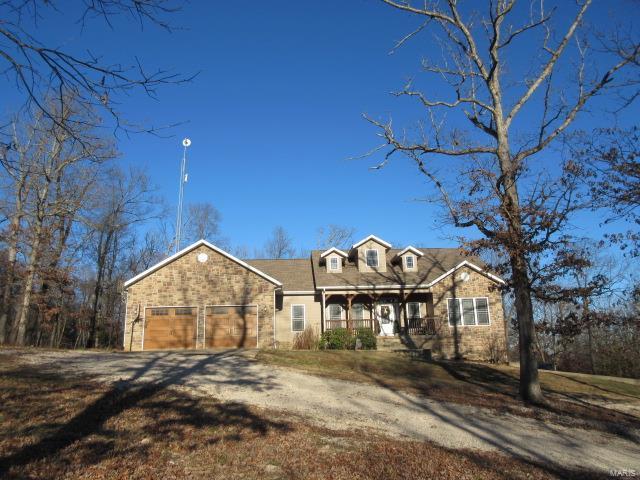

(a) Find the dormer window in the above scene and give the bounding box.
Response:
[329,257,339,271]
[352,235,391,273]
[397,246,423,272]
[405,255,415,269]
[365,249,379,267]
[320,247,347,273]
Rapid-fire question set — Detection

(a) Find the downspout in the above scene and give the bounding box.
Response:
[273,288,278,348]
[122,289,128,350]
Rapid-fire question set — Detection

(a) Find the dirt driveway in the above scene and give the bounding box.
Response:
[5,349,639,475]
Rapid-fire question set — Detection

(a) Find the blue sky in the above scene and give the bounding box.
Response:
[3,1,638,256]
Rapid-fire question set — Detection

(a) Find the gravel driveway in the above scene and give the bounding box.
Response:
[5,349,639,475]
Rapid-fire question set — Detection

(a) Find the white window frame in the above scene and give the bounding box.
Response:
[291,304,306,332]
[365,249,379,267]
[329,256,339,271]
[404,255,415,270]
[351,303,365,320]
[328,303,343,320]
[446,297,491,327]
[474,297,491,326]
[406,302,421,319]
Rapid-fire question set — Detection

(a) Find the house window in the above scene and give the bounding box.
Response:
[329,257,339,271]
[405,255,415,269]
[291,304,305,332]
[328,304,342,320]
[475,298,490,325]
[447,298,491,326]
[407,302,421,319]
[365,249,379,267]
[352,303,364,320]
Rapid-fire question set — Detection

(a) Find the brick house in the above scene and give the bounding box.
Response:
[123,234,507,360]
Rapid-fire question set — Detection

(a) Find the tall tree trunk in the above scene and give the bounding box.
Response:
[511,256,544,403]
[0,233,18,343]
[0,191,26,343]
[587,323,595,374]
[494,96,545,404]
[56,311,68,348]
[87,231,109,348]
[582,296,596,375]
[15,233,42,345]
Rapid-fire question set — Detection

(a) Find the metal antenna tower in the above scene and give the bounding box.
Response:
[175,138,191,253]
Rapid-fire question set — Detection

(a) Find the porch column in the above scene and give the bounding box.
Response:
[370,294,379,334]
[321,289,326,333]
[401,292,409,334]
[346,294,353,331]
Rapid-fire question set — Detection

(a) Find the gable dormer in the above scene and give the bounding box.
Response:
[395,246,423,272]
[319,247,348,273]
[351,235,392,273]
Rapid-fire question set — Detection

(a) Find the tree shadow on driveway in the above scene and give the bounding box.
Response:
[353,361,639,479]
[437,360,640,441]
[0,350,287,476]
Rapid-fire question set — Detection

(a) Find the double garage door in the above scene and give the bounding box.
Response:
[143,305,257,350]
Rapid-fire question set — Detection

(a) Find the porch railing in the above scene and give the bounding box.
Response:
[325,317,437,336]
[405,317,437,336]
[325,319,376,332]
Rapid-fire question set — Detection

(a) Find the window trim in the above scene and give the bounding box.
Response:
[328,303,343,321]
[474,297,491,326]
[406,301,421,319]
[351,303,365,320]
[329,256,340,271]
[365,249,379,268]
[446,297,491,327]
[291,304,306,332]
[404,255,415,270]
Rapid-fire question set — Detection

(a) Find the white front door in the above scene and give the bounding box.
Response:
[376,304,396,336]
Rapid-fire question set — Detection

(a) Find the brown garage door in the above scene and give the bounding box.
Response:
[143,307,197,350]
[205,305,257,348]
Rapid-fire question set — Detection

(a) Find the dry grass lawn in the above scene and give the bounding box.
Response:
[0,354,607,480]
[256,350,640,436]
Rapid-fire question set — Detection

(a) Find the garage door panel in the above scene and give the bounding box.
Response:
[143,307,196,350]
[205,305,257,348]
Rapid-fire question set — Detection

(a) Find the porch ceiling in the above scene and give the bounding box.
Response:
[323,288,432,297]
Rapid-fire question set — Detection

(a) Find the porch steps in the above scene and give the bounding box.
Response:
[376,336,405,351]
[376,335,434,357]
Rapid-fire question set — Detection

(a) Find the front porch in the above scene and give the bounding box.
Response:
[322,291,438,336]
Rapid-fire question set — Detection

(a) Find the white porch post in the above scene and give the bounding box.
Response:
[321,289,326,333]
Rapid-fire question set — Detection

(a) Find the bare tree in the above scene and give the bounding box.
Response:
[264,226,296,259]
[0,122,32,342]
[367,1,639,403]
[183,202,221,244]
[127,231,167,274]
[576,127,640,255]
[84,166,158,348]
[3,99,113,345]
[316,224,356,250]
[0,0,192,140]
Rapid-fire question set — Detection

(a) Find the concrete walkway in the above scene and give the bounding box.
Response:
[4,349,639,475]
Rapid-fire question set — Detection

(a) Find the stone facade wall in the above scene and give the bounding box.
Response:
[429,266,507,361]
[124,245,277,351]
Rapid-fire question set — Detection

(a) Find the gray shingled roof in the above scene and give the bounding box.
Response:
[246,248,481,291]
[310,248,474,288]
[246,258,315,291]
